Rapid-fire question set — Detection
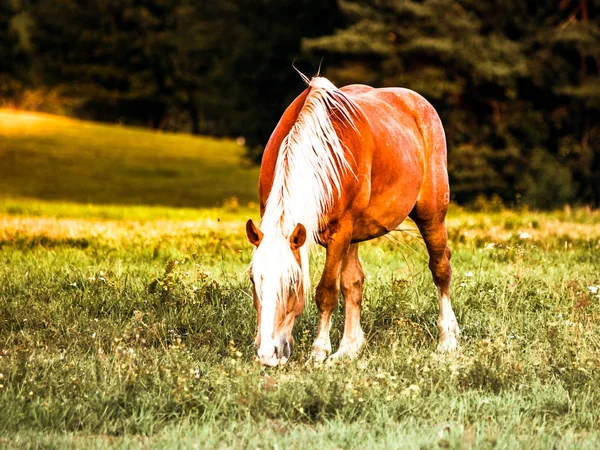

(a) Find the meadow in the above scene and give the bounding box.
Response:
[1,111,600,449]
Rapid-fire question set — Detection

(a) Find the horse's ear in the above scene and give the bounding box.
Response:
[289,223,307,250]
[246,219,263,247]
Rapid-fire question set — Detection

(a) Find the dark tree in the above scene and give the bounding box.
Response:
[28,0,342,146]
[182,0,343,156]
[0,0,28,102]
[30,0,183,128]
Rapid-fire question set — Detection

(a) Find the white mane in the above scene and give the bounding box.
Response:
[252,76,359,316]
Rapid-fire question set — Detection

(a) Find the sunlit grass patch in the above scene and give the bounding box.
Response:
[0,196,259,221]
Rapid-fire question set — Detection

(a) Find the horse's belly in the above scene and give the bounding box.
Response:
[351,178,420,242]
[349,155,422,242]
[350,216,396,242]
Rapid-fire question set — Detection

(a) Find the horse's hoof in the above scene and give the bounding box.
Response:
[329,340,364,363]
[437,319,459,353]
[310,350,329,364]
[436,333,459,353]
[329,344,362,362]
[310,344,331,364]
[328,351,353,363]
[310,338,331,364]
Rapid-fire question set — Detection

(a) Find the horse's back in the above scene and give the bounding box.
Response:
[347,86,445,188]
[340,84,375,96]
[351,87,446,157]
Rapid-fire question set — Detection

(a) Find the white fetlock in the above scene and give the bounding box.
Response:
[311,339,332,363]
[437,320,460,353]
[329,330,365,361]
[329,346,359,362]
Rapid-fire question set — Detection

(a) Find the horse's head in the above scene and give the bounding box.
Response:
[246,219,308,366]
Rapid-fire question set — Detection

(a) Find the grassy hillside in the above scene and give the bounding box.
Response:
[0,109,260,207]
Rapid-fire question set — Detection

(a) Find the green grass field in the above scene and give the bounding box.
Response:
[1,111,600,448]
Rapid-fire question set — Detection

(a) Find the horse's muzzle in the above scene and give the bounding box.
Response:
[256,336,293,367]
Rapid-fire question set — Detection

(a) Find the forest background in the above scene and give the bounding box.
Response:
[2,0,599,208]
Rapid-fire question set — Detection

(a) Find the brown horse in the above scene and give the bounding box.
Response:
[246,76,459,367]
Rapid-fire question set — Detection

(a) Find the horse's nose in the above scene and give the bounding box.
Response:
[257,345,279,367]
[276,336,293,359]
[256,336,293,366]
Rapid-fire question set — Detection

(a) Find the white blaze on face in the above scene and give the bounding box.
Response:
[252,233,305,361]
[257,284,278,359]
[251,76,356,363]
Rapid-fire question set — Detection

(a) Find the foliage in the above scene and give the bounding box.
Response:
[23,0,341,144]
[28,0,185,128]
[178,0,342,152]
[0,199,599,447]
[0,0,28,101]
[1,0,600,206]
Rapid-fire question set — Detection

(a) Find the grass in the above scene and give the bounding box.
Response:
[0,109,259,207]
[1,200,599,449]
[1,110,600,448]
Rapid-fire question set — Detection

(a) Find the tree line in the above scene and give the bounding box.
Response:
[1,0,599,208]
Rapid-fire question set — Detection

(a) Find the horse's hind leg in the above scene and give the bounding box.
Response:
[330,243,365,360]
[411,209,459,351]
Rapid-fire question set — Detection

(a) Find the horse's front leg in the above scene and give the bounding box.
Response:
[311,233,351,363]
[330,243,365,360]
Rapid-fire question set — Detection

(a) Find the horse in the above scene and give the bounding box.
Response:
[246,75,459,367]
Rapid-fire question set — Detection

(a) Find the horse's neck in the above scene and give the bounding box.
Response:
[261,80,356,246]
